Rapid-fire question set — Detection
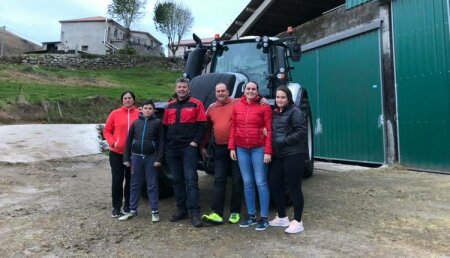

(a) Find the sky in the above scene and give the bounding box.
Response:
[0,0,250,51]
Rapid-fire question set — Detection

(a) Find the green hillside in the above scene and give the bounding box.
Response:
[0,64,181,123]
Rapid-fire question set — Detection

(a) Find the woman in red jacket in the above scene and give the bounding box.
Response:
[229,81,272,231]
[104,91,139,218]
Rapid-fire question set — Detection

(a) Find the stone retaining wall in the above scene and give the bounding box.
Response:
[0,54,185,70]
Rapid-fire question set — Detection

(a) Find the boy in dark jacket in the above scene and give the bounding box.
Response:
[119,100,165,222]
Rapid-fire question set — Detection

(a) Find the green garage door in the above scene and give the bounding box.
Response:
[293,29,385,163]
[393,0,450,172]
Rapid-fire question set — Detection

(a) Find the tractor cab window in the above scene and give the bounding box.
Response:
[213,42,270,97]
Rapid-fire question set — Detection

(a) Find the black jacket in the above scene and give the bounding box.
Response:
[162,96,207,149]
[124,114,165,163]
[272,105,307,157]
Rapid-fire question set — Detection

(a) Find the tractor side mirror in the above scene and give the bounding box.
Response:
[288,42,301,62]
[184,48,207,80]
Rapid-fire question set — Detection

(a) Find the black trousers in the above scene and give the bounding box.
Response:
[109,151,131,211]
[269,153,306,221]
[211,145,243,217]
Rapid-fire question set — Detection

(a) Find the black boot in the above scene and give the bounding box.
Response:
[191,213,203,228]
[169,210,188,222]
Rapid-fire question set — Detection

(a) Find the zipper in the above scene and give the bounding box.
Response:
[245,102,250,147]
[141,118,147,155]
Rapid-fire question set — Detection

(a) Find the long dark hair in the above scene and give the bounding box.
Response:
[275,86,294,107]
[120,90,136,105]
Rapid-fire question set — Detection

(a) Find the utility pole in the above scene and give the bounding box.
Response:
[0,26,5,57]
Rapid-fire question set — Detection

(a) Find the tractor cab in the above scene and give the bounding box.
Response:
[184,31,301,106]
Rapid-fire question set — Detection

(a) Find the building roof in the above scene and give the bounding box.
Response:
[222,0,345,39]
[59,16,107,23]
[177,37,215,46]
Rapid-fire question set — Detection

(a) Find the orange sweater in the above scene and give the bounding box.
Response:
[204,98,239,145]
[104,106,139,154]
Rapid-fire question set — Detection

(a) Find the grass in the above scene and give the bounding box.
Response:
[0,64,180,104]
[0,63,181,123]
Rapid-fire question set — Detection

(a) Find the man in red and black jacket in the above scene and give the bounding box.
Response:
[162,78,206,228]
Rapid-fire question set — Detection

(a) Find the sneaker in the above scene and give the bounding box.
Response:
[118,210,137,221]
[152,211,160,223]
[169,211,188,222]
[123,206,130,214]
[228,213,240,224]
[255,217,269,231]
[202,212,223,224]
[284,220,304,234]
[269,215,290,227]
[111,209,121,218]
[239,215,257,228]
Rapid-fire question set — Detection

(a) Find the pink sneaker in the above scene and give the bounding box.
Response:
[284,220,304,234]
[268,216,290,227]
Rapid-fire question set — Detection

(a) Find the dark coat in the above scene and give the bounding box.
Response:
[124,114,165,163]
[272,105,307,157]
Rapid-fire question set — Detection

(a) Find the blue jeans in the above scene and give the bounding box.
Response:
[130,154,159,212]
[165,145,200,215]
[236,146,270,218]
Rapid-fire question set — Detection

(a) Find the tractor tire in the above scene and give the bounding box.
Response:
[296,87,314,178]
[303,106,314,178]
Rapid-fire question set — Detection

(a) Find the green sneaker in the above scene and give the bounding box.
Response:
[228,213,240,224]
[201,212,223,224]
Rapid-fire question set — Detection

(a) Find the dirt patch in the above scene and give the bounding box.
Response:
[0,155,449,257]
[0,70,118,88]
[0,96,115,124]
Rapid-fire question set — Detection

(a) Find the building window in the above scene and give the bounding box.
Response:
[138,38,140,44]
[114,28,118,37]
[81,45,88,51]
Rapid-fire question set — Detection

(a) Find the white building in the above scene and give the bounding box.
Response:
[173,37,214,59]
[58,16,163,56]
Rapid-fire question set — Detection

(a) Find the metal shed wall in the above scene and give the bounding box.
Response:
[392,0,450,172]
[346,0,372,9]
[293,30,385,163]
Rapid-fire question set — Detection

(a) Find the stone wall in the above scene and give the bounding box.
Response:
[0,54,185,70]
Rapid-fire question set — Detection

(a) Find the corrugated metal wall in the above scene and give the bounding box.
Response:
[293,30,385,163]
[346,0,371,9]
[393,0,450,172]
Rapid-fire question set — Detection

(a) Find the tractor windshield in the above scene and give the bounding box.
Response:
[213,42,269,96]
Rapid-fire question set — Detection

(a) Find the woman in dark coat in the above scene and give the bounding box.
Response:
[268,86,307,234]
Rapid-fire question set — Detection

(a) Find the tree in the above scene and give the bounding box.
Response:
[108,0,146,52]
[153,0,194,60]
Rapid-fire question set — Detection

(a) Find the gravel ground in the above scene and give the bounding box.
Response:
[0,154,449,257]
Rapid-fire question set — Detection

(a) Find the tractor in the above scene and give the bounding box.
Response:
[154,28,314,198]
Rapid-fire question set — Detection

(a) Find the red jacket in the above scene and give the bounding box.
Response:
[228,96,272,154]
[104,106,139,154]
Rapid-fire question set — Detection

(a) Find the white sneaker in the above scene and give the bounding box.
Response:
[269,216,290,227]
[152,211,160,223]
[118,211,137,221]
[284,220,304,234]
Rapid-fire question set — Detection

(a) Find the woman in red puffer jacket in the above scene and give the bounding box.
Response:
[103,91,139,218]
[228,81,272,231]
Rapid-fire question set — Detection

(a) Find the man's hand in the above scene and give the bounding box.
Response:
[263,127,268,136]
[123,161,130,167]
[264,154,271,164]
[190,141,198,147]
[260,97,269,105]
[200,147,209,160]
[154,162,161,167]
[230,150,237,160]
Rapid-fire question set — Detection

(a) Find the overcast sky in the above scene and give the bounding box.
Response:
[0,0,250,48]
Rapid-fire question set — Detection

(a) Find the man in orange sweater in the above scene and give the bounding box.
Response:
[201,83,243,225]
